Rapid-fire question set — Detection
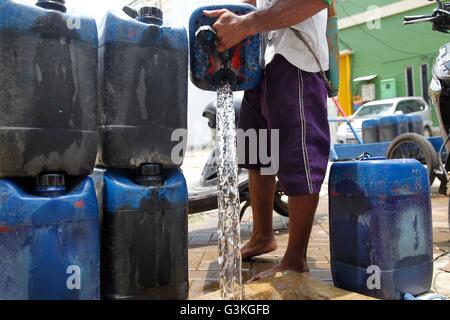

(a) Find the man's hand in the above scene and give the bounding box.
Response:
[203,9,253,52]
[203,0,327,52]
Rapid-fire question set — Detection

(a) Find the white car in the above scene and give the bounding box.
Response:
[336,97,436,144]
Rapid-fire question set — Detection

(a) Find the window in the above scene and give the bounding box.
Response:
[405,66,414,97]
[396,101,410,114]
[354,104,394,118]
[421,64,430,103]
[395,100,424,114]
[414,100,426,112]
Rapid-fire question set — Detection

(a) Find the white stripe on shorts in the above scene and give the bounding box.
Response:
[297,69,313,194]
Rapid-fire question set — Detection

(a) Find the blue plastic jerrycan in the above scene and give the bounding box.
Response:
[98,6,188,169]
[329,158,433,300]
[102,164,189,300]
[0,174,100,300]
[378,115,410,142]
[0,0,99,178]
[407,114,425,135]
[189,4,262,91]
[362,119,380,144]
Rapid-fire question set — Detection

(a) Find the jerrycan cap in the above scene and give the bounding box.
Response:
[35,173,66,195]
[136,164,163,186]
[36,173,65,188]
[356,153,386,161]
[136,6,163,25]
[36,0,67,13]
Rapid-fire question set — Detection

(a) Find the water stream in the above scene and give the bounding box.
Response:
[216,82,243,300]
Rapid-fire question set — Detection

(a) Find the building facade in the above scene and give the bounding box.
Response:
[337,0,448,123]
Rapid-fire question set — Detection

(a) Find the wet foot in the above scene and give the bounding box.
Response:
[241,236,277,261]
[248,261,310,283]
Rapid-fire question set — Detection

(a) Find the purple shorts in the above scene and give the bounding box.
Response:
[238,54,330,196]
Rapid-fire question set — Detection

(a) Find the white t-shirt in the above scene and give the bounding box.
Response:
[257,0,329,73]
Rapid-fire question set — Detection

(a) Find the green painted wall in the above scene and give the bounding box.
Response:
[337,3,448,124]
[337,0,399,17]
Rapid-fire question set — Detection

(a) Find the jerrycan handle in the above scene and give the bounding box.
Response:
[123,6,138,19]
[356,153,386,161]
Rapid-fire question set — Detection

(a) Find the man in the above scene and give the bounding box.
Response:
[204,0,331,281]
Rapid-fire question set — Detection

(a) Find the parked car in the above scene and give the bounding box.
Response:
[336,97,436,144]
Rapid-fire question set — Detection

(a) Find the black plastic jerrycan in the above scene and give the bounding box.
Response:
[0,0,99,177]
[98,6,188,169]
[101,164,188,300]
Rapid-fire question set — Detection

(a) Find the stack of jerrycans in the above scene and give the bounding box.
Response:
[0,0,100,300]
[98,5,189,300]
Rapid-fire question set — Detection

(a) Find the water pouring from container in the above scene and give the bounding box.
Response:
[216,80,243,300]
[195,19,243,301]
[189,4,262,300]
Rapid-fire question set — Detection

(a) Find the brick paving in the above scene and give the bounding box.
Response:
[187,192,450,299]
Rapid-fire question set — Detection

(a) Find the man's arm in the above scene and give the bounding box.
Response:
[242,0,257,5]
[204,0,327,52]
[246,0,327,34]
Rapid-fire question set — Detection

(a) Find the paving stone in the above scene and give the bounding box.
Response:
[189,270,220,281]
[189,253,205,270]
[433,254,450,298]
[308,243,330,250]
[310,270,333,281]
[248,262,277,279]
[308,262,331,270]
[202,248,219,261]
[198,260,220,271]
[189,280,220,299]
[307,258,329,264]
[434,272,450,297]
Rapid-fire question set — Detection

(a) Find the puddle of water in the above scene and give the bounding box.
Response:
[216,82,243,300]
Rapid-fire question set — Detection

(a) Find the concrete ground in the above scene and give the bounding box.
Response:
[182,149,450,300]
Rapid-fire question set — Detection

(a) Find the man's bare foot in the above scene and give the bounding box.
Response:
[247,261,310,283]
[241,236,277,261]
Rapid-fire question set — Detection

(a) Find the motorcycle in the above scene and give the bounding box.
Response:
[403,0,450,196]
[187,97,289,218]
[404,0,450,272]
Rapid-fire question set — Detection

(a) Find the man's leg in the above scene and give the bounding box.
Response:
[237,76,277,260]
[241,169,277,260]
[248,55,330,281]
[248,194,318,281]
[283,194,319,271]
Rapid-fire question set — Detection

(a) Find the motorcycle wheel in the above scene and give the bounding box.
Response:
[386,133,440,185]
[189,174,291,219]
[188,170,250,215]
[273,182,289,217]
[188,183,222,215]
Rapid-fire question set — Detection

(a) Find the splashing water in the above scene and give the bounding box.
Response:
[216,82,243,300]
